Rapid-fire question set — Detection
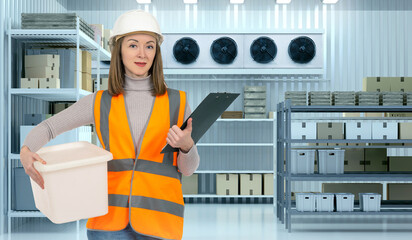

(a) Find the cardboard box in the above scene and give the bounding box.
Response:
[292,122,317,140]
[344,148,365,172]
[362,77,390,92]
[317,122,344,139]
[263,174,273,195]
[364,149,388,172]
[346,121,372,139]
[371,121,398,139]
[100,78,109,91]
[39,78,60,89]
[221,111,243,119]
[52,102,74,114]
[240,174,262,195]
[365,113,384,117]
[389,157,412,172]
[386,112,412,117]
[387,183,412,200]
[103,29,113,51]
[216,174,239,195]
[389,77,412,92]
[25,54,60,68]
[322,183,383,200]
[25,66,59,78]
[268,112,274,119]
[82,73,93,92]
[399,123,412,139]
[82,50,92,74]
[182,174,198,195]
[21,78,38,89]
[343,113,361,117]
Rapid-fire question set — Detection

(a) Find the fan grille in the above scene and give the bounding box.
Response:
[173,37,200,64]
[250,37,277,64]
[288,36,316,64]
[210,37,238,64]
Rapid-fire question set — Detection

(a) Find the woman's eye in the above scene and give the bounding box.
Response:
[147,45,154,49]
[130,44,137,48]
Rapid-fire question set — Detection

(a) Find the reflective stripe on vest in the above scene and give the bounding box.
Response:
[87,89,186,240]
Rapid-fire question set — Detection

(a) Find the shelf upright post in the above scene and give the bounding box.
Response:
[75,16,81,240]
[278,102,285,223]
[7,17,12,240]
[284,99,292,232]
[273,106,277,209]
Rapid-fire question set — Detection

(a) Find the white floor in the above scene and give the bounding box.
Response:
[2,204,412,240]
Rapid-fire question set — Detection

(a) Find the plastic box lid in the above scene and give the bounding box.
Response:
[35,141,113,173]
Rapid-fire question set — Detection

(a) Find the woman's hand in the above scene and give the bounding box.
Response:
[20,145,47,189]
[166,118,194,153]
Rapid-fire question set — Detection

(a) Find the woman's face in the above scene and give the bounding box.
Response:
[121,33,157,78]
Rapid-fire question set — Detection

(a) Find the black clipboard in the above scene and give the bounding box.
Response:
[161,92,240,153]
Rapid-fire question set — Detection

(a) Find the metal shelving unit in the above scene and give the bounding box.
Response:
[6,16,110,239]
[277,100,412,232]
[184,118,276,201]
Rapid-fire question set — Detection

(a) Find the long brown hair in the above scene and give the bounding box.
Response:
[108,36,166,96]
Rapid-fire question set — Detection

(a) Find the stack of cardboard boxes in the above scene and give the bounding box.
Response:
[78,51,93,92]
[89,24,112,52]
[213,173,273,196]
[21,55,60,89]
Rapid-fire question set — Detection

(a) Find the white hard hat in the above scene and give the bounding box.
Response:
[109,9,163,47]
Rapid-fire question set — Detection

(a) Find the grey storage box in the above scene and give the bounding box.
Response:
[244,86,266,92]
[335,193,355,212]
[13,167,37,210]
[359,193,381,212]
[291,150,316,174]
[296,193,316,212]
[244,113,266,119]
[315,193,334,212]
[318,150,345,174]
[244,99,266,106]
[317,122,344,139]
[244,106,266,113]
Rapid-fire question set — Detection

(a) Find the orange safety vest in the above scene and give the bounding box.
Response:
[87,89,187,240]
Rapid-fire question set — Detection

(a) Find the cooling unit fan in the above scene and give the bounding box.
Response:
[173,37,200,64]
[288,36,316,64]
[210,37,238,64]
[250,37,277,64]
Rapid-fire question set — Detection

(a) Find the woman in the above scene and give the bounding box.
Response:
[20,10,200,240]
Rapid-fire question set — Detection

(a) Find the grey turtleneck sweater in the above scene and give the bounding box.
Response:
[22,75,200,176]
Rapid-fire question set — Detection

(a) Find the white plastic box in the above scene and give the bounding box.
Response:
[371,121,398,139]
[291,150,316,174]
[296,193,316,212]
[359,193,381,212]
[345,121,372,139]
[318,150,345,174]
[291,122,317,139]
[335,193,354,212]
[315,193,334,212]
[32,141,113,223]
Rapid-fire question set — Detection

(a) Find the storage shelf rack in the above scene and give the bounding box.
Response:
[6,17,111,239]
[276,100,412,232]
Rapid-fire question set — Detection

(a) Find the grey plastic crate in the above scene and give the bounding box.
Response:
[291,150,316,174]
[335,193,355,212]
[318,150,345,174]
[359,193,381,212]
[315,193,334,212]
[244,92,266,99]
[244,86,266,92]
[13,168,37,211]
[244,113,266,119]
[244,106,266,113]
[244,99,266,107]
[296,193,316,212]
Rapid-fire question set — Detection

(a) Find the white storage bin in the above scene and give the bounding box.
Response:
[371,121,398,139]
[296,193,316,212]
[345,121,372,139]
[318,150,345,174]
[315,193,334,212]
[32,141,113,223]
[359,193,381,212]
[335,193,355,212]
[291,122,317,140]
[291,150,316,174]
